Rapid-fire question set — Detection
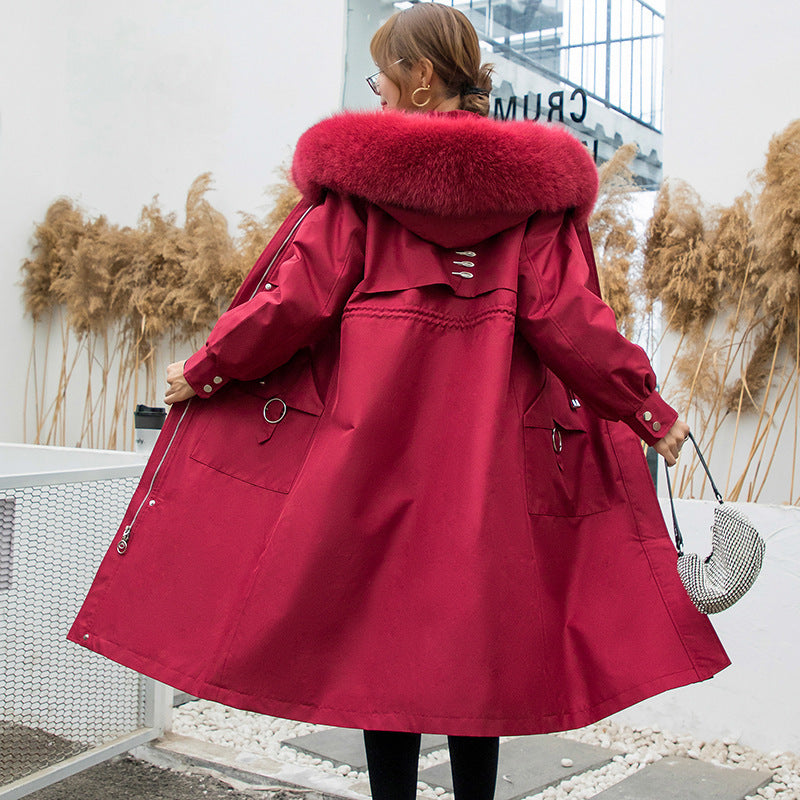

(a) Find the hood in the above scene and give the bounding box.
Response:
[291,110,598,246]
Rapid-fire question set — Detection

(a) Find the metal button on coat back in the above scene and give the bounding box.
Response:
[451,249,476,280]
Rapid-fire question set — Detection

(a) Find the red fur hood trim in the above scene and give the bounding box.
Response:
[292,110,598,226]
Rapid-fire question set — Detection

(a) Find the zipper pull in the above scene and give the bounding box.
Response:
[116,525,131,555]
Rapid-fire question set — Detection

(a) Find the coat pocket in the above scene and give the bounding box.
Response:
[190,379,322,494]
[522,378,616,517]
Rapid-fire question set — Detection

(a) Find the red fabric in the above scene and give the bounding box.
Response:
[69,112,728,736]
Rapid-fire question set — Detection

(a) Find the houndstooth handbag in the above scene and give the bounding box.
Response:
[664,433,766,614]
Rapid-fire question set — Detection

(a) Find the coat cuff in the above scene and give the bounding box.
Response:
[184,349,229,398]
[622,390,679,446]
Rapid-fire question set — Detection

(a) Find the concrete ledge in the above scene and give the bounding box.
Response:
[138,733,370,799]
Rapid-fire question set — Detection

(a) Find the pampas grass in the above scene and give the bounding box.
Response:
[643,180,718,333]
[644,120,800,504]
[754,119,800,317]
[21,199,94,443]
[21,171,297,449]
[590,143,641,339]
[570,128,797,504]
[236,166,302,272]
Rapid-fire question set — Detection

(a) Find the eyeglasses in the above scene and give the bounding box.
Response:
[366,58,404,95]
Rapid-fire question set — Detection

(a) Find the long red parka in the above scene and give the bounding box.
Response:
[69,110,729,736]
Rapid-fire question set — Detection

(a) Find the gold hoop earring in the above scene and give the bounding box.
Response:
[412,85,431,107]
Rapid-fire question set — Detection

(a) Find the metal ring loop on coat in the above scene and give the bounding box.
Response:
[552,427,563,453]
[263,397,288,424]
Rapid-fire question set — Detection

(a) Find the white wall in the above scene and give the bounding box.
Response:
[640,0,800,716]
[0,0,347,445]
[588,0,800,748]
[642,11,800,750]
[663,1,800,205]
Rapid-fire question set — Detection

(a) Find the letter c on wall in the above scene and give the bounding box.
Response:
[570,88,587,123]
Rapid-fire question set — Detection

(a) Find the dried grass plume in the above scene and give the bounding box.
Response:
[589,143,640,338]
[20,168,300,449]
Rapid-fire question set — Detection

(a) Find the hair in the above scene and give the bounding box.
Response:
[369,3,493,116]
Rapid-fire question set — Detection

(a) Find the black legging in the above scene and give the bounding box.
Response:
[363,729,499,800]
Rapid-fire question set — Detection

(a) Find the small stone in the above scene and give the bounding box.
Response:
[561,757,574,768]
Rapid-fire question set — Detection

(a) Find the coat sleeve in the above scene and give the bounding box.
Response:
[183,192,365,397]
[516,212,677,446]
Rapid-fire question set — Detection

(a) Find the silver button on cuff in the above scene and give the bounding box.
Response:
[652,421,662,432]
[264,283,274,290]
[203,384,213,393]
[213,376,223,384]
[643,411,653,421]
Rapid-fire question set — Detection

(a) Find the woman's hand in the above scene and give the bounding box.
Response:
[653,418,690,467]
[165,360,197,405]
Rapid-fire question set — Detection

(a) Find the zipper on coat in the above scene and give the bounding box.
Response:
[116,401,192,555]
[249,205,315,300]
[116,207,316,555]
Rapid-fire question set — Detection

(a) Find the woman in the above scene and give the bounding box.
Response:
[70,5,729,799]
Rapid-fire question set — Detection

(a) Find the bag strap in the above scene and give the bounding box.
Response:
[664,432,724,556]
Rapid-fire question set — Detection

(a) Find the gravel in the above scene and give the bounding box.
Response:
[172,700,800,799]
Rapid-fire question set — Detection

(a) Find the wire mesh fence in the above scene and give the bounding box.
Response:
[0,475,146,792]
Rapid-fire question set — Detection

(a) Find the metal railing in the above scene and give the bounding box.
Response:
[424,0,664,131]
